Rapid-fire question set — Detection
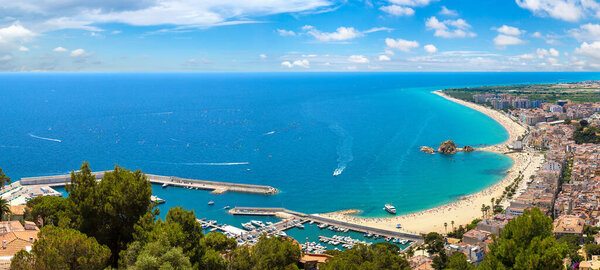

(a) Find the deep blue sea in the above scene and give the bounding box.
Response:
[2,73,600,231]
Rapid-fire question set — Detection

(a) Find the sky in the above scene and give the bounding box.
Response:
[3,0,600,71]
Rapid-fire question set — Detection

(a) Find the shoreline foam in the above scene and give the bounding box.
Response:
[316,90,543,234]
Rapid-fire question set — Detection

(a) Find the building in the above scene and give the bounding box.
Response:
[580,255,600,270]
[553,215,584,238]
[0,220,40,267]
[462,229,492,245]
[408,255,434,270]
[299,254,332,270]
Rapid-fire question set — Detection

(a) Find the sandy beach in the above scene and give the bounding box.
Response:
[316,90,544,235]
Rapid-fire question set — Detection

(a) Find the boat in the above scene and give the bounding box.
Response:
[224,206,230,209]
[384,204,396,214]
[250,220,265,227]
[295,223,304,229]
[318,223,328,229]
[333,168,343,176]
[209,228,218,232]
[266,221,274,226]
[208,201,215,205]
[242,222,255,231]
[162,183,169,188]
[276,231,287,237]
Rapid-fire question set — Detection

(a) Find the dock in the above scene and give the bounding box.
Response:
[228,207,424,244]
[19,171,279,195]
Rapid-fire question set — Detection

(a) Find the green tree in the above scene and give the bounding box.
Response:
[10,226,111,270]
[424,232,445,254]
[131,235,192,270]
[67,162,153,266]
[229,235,301,270]
[25,196,69,226]
[431,251,447,270]
[200,232,236,253]
[0,198,10,221]
[446,252,475,270]
[321,243,410,270]
[479,208,569,269]
[0,167,10,188]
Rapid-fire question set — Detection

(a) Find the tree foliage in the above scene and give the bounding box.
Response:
[67,162,153,266]
[424,232,445,254]
[479,208,569,269]
[25,196,69,226]
[321,242,410,270]
[0,167,10,187]
[228,235,301,270]
[10,226,111,270]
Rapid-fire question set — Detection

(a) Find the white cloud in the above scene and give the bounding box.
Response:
[439,6,458,16]
[385,49,395,56]
[549,48,560,57]
[378,55,391,61]
[515,0,600,22]
[277,29,296,36]
[281,59,310,68]
[496,25,524,35]
[575,41,600,60]
[0,54,12,61]
[305,26,363,42]
[424,44,438,54]
[569,23,600,41]
[363,27,394,33]
[380,5,414,16]
[385,38,419,52]
[53,46,68,52]
[70,48,92,57]
[518,53,535,60]
[18,46,29,51]
[259,54,267,59]
[425,16,475,38]
[493,35,525,47]
[388,0,437,7]
[532,31,543,38]
[3,0,335,31]
[348,55,370,63]
[0,24,36,49]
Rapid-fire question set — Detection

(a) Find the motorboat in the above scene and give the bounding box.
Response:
[242,222,255,231]
[251,220,265,227]
[295,223,305,229]
[208,201,215,205]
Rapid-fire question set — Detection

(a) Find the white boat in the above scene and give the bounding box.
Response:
[208,201,215,205]
[276,231,287,237]
[162,183,169,188]
[250,220,265,227]
[318,223,328,229]
[242,222,255,231]
[333,168,343,176]
[224,206,230,209]
[384,204,396,214]
[295,223,304,229]
[266,222,274,226]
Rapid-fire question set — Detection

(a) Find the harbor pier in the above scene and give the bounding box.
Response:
[19,171,279,195]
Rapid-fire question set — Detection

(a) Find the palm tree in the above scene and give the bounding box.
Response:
[451,220,455,231]
[444,222,448,235]
[0,199,10,221]
[481,204,486,219]
[490,197,495,211]
[485,205,491,218]
[0,168,10,189]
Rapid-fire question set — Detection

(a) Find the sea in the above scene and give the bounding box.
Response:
[2,72,599,247]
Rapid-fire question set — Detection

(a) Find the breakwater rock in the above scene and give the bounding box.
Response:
[420,146,435,154]
[438,140,457,154]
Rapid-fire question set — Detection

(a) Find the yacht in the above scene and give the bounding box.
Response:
[295,223,305,229]
[318,223,328,229]
[242,222,255,231]
[250,220,265,227]
[276,231,287,237]
[384,204,396,214]
[208,201,215,205]
[224,206,230,210]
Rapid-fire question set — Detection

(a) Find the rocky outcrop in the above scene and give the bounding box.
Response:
[420,146,435,154]
[438,140,457,154]
[463,145,475,152]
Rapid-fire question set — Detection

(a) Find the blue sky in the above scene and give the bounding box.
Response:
[2,0,600,71]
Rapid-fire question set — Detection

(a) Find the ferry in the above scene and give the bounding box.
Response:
[208,201,215,205]
[384,204,396,214]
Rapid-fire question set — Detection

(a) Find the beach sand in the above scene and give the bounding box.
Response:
[315,90,544,235]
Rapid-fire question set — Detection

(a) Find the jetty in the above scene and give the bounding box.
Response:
[228,207,424,244]
[19,171,279,195]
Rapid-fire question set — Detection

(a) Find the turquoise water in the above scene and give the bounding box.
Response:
[3,73,599,223]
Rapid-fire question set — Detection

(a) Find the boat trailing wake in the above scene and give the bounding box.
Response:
[263,131,276,135]
[28,133,62,143]
[180,162,249,166]
[330,123,353,177]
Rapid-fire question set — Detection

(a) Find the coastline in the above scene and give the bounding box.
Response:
[316,90,543,234]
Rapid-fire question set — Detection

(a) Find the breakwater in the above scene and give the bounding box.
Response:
[20,171,279,195]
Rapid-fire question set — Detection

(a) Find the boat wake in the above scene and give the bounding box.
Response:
[330,123,353,177]
[263,131,276,135]
[180,162,249,166]
[150,112,173,116]
[28,133,62,143]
